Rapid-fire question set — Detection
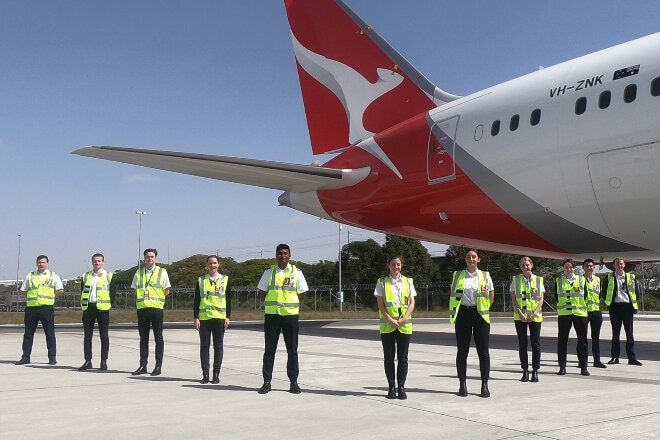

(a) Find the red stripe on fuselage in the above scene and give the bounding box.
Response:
[317,113,564,253]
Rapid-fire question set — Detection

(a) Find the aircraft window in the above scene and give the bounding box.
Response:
[624,84,637,103]
[530,109,541,126]
[575,97,587,115]
[491,120,500,136]
[652,77,660,96]
[599,91,611,109]
[509,114,520,131]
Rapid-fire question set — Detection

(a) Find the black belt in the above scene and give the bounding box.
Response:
[461,305,477,309]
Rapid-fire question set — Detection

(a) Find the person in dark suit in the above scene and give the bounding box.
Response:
[602,257,642,366]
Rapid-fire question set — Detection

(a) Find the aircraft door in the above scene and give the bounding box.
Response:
[587,141,660,249]
[428,116,458,183]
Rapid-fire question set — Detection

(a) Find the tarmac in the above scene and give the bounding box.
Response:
[1,314,659,440]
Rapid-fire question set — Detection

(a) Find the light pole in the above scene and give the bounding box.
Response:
[168,242,174,265]
[135,211,147,267]
[16,234,22,292]
[338,223,343,313]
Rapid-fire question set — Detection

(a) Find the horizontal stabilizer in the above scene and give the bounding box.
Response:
[72,146,370,192]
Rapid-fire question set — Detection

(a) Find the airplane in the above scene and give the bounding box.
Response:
[73,0,660,263]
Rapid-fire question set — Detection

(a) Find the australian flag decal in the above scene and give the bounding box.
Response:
[613,64,640,80]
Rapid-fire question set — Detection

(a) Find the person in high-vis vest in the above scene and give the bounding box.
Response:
[603,257,642,366]
[375,255,416,400]
[131,248,171,376]
[582,259,607,369]
[257,244,308,395]
[510,256,544,383]
[555,258,589,376]
[194,255,231,384]
[78,253,116,372]
[15,255,64,366]
[450,250,494,398]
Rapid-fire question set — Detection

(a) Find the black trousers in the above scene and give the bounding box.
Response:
[455,306,490,381]
[380,328,411,388]
[137,308,164,366]
[557,314,588,368]
[262,314,299,382]
[82,303,110,361]
[21,305,56,361]
[609,302,637,360]
[586,310,603,363]
[199,318,225,373]
[514,320,542,371]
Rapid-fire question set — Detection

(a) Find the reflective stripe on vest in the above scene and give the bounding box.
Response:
[378,275,413,334]
[585,276,601,312]
[25,270,57,307]
[135,266,167,309]
[449,270,491,324]
[198,274,228,320]
[512,274,543,322]
[556,275,587,316]
[604,273,638,310]
[81,271,113,311]
[264,265,300,316]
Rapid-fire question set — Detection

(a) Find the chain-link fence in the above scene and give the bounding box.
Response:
[3,281,658,313]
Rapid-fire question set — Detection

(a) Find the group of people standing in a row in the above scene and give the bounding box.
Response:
[440,251,640,399]
[13,247,642,400]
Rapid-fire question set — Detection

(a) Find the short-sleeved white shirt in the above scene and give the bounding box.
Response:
[257,264,308,294]
[460,270,494,306]
[373,275,417,306]
[20,270,64,292]
[131,265,171,289]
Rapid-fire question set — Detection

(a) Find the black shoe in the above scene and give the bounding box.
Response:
[48,359,57,365]
[557,366,566,375]
[150,365,162,376]
[531,370,539,382]
[593,361,607,368]
[15,358,30,365]
[200,372,209,384]
[397,385,407,400]
[480,381,490,398]
[520,370,529,382]
[258,382,271,394]
[607,358,619,364]
[132,365,148,375]
[628,359,643,366]
[78,360,92,371]
[211,371,220,384]
[580,368,590,376]
[386,386,396,399]
[100,360,108,371]
[289,382,302,394]
[458,381,468,397]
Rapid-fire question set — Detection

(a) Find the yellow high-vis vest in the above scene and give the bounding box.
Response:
[264,265,300,316]
[135,266,168,310]
[378,275,413,334]
[81,271,113,311]
[512,274,543,322]
[449,270,491,324]
[25,270,58,307]
[198,274,228,320]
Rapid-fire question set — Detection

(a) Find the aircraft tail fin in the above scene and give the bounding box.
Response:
[284,0,460,155]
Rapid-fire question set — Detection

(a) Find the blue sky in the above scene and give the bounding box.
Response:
[1,0,658,280]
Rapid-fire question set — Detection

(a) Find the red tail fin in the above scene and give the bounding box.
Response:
[284,0,459,155]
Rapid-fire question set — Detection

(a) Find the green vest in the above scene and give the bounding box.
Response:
[512,274,543,323]
[604,273,638,310]
[264,265,300,316]
[135,266,168,310]
[585,276,601,313]
[81,271,113,311]
[449,270,491,324]
[25,270,58,307]
[556,275,587,317]
[198,274,228,320]
[378,275,413,334]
